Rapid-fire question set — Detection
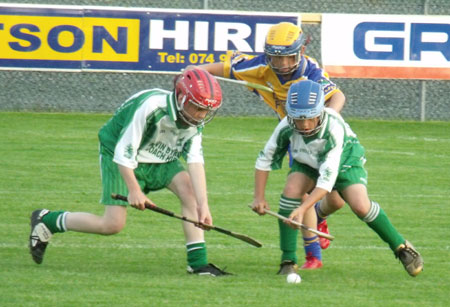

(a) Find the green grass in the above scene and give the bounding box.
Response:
[1,112,449,306]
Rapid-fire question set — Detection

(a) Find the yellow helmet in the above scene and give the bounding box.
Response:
[264,22,305,75]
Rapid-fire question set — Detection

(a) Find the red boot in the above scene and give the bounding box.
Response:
[300,253,323,270]
[318,220,330,249]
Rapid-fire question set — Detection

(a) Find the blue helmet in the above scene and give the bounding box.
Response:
[286,80,325,135]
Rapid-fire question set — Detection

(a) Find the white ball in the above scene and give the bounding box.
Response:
[286,273,301,284]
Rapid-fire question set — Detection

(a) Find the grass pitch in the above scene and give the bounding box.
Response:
[1,112,449,306]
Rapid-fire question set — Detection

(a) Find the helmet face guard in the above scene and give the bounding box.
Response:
[287,113,325,136]
[176,94,220,127]
[286,80,325,136]
[264,22,305,75]
[265,53,301,76]
[174,68,222,127]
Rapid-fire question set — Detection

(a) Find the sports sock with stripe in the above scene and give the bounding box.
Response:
[278,195,300,263]
[303,235,322,260]
[42,210,69,233]
[362,201,405,252]
[186,241,208,269]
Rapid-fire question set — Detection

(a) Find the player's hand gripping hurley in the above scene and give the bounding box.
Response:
[112,193,262,248]
[248,205,334,241]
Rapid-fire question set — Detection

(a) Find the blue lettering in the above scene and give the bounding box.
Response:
[410,23,450,61]
[47,25,84,53]
[354,22,404,60]
[92,26,128,54]
[9,24,41,52]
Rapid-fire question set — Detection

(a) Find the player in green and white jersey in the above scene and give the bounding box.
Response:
[29,68,230,276]
[251,80,423,277]
[190,22,346,271]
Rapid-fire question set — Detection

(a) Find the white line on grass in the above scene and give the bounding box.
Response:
[363,135,450,143]
[203,136,450,160]
[366,148,450,159]
[367,193,447,198]
[366,149,415,156]
[0,191,446,199]
[398,136,450,143]
[2,242,448,251]
[203,135,264,144]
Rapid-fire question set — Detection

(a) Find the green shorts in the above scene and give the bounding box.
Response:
[290,144,368,192]
[99,145,185,205]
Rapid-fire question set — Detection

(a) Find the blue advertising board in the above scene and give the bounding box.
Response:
[0,4,300,72]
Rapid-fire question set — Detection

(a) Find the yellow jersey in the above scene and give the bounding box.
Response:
[223,51,340,119]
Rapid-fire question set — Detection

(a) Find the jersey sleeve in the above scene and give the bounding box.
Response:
[255,119,291,171]
[316,124,345,192]
[303,56,341,101]
[183,133,205,164]
[113,101,154,169]
[223,51,268,83]
[223,50,256,79]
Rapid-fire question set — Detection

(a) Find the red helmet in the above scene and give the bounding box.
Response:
[174,68,222,127]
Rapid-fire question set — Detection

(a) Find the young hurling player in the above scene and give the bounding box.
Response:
[29,68,231,276]
[252,80,424,277]
[191,22,345,272]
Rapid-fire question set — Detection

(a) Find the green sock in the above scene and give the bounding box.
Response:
[362,201,405,252]
[186,242,207,269]
[42,210,68,234]
[278,195,300,263]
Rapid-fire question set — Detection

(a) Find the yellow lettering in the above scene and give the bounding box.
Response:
[158,52,168,63]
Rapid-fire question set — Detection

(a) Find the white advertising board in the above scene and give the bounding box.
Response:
[321,14,450,79]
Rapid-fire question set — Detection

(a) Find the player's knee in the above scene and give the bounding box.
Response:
[349,202,370,218]
[283,183,306,199]
[352,207,367,218]
[102,220,125,235]
[171,172,195,199]
[180,195,197,212]
[332,198,346,209]
[345,194,371,218]
[176,184,197,204]
[327,192,346,209]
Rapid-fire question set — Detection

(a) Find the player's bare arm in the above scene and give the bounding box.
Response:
[287,187,328,229]
[117,164,154,210]
[325,90,346,113]
[187,162,213,225]
[252,169,270,215]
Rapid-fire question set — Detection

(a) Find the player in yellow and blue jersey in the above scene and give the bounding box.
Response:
[190,22,346,273]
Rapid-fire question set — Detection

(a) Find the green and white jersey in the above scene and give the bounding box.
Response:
[256,108,364,192]
[98,88,204,169]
